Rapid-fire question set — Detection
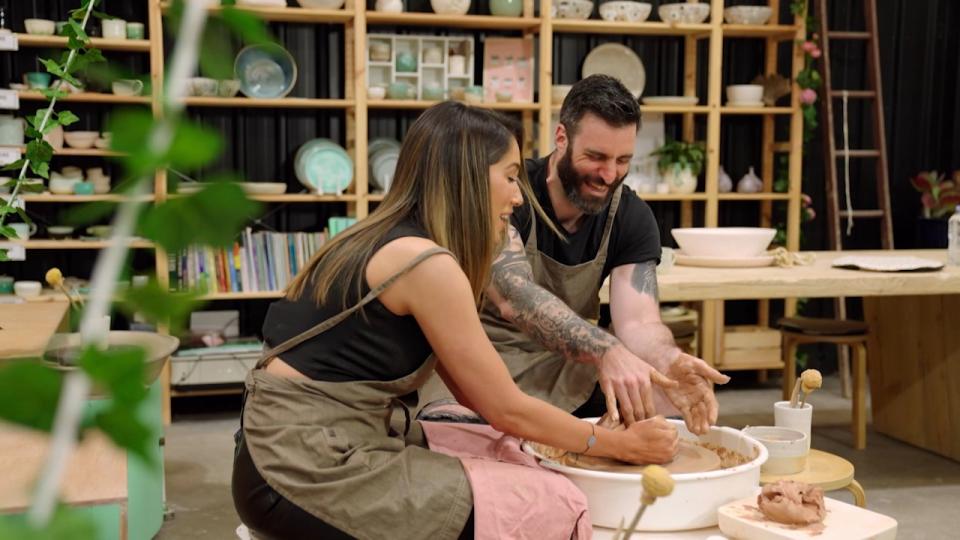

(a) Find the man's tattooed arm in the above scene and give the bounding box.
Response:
[486,225,620,364]
[609,261,678,372]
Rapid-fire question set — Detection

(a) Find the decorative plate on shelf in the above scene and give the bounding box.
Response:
[642,96,699,106]
[582,43,645,98]
[294,139,354,195]
[676,252,775,268]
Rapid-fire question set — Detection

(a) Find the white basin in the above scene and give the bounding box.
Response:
[671,227,776,258]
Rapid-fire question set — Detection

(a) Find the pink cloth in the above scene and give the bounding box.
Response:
[421,421,592,540]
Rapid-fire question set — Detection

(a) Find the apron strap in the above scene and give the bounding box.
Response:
[593,185,623,268]
[256,246,454,368]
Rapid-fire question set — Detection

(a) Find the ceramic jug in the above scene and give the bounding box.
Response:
[0,115,24,146]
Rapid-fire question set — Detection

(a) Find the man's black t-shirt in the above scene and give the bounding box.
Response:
[511,156,662,289]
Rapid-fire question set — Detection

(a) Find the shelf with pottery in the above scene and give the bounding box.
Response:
[550,20,712,37]
[367,99,538,111]
[17,91,151,105]
[15,239,155,249]
[722,23,802,39]
[0,146,123,157]
[365,12,541,31]
[19,193,150,203]
[639,193,710,202]
[160,3,356,24]
[12,34,151,53]
[717,193,792,201]
[720,105,793,115]
[180,96,355,109]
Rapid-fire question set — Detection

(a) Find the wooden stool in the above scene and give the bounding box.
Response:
[665,320,697,355]
[760,448,866,508]
[779,316,870,450]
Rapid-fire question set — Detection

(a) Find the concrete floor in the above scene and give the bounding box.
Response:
[158,375,960,538]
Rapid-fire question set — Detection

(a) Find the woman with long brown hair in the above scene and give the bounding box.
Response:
[232,101,677,539]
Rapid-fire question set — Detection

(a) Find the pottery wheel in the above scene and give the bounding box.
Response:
[559,440,722,474]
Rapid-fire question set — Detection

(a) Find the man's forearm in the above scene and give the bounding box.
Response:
[616,322,680,372]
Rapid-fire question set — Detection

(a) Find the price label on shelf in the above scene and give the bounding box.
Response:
[0,89,19,110]
[0,147,21,166]
[0,242,26,261]
[0,32,18,51]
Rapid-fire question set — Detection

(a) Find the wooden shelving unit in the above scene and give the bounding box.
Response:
[17,239,155,249]
[7,0,804,415]
[17,91,151,105]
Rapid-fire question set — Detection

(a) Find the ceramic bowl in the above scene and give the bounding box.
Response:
[218,79,241,98]
[73,181,95,195]
[551,84,573,104]
[25,19,56,36]
[64,131,99,149]
[296,0,346,8]
[367,85,387,100]
[726,84,764,104]
[49,177,81,195]
[552,0,594,20]
[741,426,807,475]
[47,226,74,239]
[724,6,773,25]
[87,225,113,238]
[234,44,298,99]
[495,91,513,103]
[599,1,652,22]
[422,85,445,101]
[369,41,391,62]
[14,281,42,298]
[430,0,472,16]
[524,419,767,530]
[239,182,287,195]
[658,2,710,23]
[671,227,776,258]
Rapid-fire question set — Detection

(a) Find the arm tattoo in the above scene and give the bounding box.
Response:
[491,226,619,364]
[630,261,659,303]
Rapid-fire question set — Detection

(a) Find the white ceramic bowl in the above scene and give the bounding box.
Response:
[551,84,573,104]
[49,177,80,195]
[726,84,764,104]
[14,281,42,298]
[671,227,776,257]
[367,86,386,100]
[658,2,710,23]
[525,419,767,530]
[742,426,807,475]
[24,19,56,36]
[553,0,594,20]
[599,1,652,22]
[431,0,472,15]
[296,0,346,8]
[724,5,773,25]
[64,131,99,149]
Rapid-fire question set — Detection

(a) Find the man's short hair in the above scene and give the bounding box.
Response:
[559,74,641,140]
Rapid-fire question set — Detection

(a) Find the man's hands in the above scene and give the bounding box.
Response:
[597,345,730,435]
[660,352,731,435]
[597,344,678,425]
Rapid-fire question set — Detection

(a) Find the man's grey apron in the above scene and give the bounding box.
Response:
[241,247,473,540]
[420,186,623,414]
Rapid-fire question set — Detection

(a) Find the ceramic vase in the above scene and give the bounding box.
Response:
[737,166,763,193]
[490,0,523,17]
[664,165,698,194]
[719,165,733,193]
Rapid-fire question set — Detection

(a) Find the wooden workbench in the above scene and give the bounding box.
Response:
[606,250,960,461]
[0,300,70,359]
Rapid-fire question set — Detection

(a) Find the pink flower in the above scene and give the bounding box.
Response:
[800,88,818,104]
[809,48,822,58]
[804,207,816,221]
[802,41,818,53]
[802,193,813,206]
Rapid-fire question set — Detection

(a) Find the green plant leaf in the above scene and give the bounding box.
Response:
[65,19,90,48]
[0,224,16,239]
[92,405,154,465]
[57,110,80,127]
[107,108,161,179]
[30,160,50,179]
[167,119,224,171]
[78,345,147,405]
[0,250,8,261]
[117,279,202,335]
[221,6,273,46]
[0,505,98,540]
[26,139,54,165]
[199,18,237,80]
[0,360,64,432]
[40,87,70,101]
[1,159,25,173]
[139,180,261,252]
[62,200,118,226]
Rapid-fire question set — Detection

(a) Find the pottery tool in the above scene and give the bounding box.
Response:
[615,465,674,540]
[45,267,84,312]
[789,369,822,408]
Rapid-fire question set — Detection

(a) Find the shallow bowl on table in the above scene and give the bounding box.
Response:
[671,227,776,258]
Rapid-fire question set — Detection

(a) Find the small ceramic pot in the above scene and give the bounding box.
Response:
[495,90,513,103]
[422,85,444,101]
[101,18,127,40]
[375,0,404,12]
[448,54,466,75]
[464,85,484,104]
[87,225,112,238]
[386,82,414,100]
[24,71,52,90]
[0,275,14,294]
[449,86,466,101]
[73,181,95,195]
[218,79,241,97]
[395,51,417,73]
[490,0,523,17]
[14,281,42,298]
[189,77,218,97]
[737,166,763,193]
[719,165,734,193]
[368,85,387,100]
[774,401,813,453]
[369,41,391,62]
[112,79,144,96]
[423,47,443,65]
[664,166,698,194]
[126,22,145,40]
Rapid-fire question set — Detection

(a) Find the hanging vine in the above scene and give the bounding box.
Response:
[792,0,822,143]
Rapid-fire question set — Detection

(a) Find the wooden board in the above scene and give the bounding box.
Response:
[0,301,69,359]
[718,495,897,540]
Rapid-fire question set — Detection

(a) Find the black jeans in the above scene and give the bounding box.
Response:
[232,437,475,539]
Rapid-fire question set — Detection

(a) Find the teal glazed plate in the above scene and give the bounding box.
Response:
[235,44,298,99]
[295,139,354,194]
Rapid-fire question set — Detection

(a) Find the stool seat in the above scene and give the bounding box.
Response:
[778,316,869,336]
[759,449,866,507]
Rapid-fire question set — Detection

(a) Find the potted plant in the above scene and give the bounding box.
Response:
[651,139,705,194]
[910,170,960,248]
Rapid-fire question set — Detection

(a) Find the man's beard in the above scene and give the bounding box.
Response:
[556,147,624,215]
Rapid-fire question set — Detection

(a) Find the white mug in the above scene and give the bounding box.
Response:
[9,222,37,239]
[449,54,466,76]
[112,79,143,96]
[101,19,127,40]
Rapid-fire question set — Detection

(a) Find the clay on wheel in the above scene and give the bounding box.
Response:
[757,480,826,525]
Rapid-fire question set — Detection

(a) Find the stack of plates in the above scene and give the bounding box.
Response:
[368,138,401,193]
[294,139,354,195]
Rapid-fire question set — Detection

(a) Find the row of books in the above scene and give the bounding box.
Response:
[169,228,328,294]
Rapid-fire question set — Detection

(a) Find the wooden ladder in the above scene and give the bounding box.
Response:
[817,0,893,397]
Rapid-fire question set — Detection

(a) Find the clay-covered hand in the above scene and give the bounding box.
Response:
[661,352,731,435]
[597,345,679,426]
[616,415,679,465]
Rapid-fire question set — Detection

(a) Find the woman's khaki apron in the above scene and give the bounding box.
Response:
[420,186,623,414]
[241,247,473,540]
